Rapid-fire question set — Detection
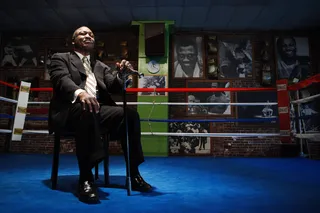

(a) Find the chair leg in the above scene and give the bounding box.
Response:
[51,133,60,190]
[104,134,110,186]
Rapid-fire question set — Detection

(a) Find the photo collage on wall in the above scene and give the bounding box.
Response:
[168,33,313,156]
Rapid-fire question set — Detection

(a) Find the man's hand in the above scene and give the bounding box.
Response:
[78,91,100,113]
[116,59,133,77]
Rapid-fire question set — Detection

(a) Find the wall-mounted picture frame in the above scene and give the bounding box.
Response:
[138,75,167,96]
[1,36,39,67]
[172,34,205,79]
[168,120,211,156]
[275,36,311,84]
[218,36,253,79]
[236,91,279,124]
[186,80,234,117]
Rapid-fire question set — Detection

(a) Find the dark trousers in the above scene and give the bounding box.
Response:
[67,103,144,181]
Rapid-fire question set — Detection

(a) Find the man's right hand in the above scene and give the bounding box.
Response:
[78,91,100,113]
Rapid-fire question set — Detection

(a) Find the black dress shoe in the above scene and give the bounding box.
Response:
[78,181,100,204]
[130,175,152,192]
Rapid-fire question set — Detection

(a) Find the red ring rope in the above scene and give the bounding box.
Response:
[0,74,319,92]
[126,87,276,92]
[288,73,320,91]
[0,80,19,89]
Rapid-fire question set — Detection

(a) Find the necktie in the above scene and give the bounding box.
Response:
[83,56,97,97]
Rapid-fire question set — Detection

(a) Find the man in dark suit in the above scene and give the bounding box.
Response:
[48,26,152,203]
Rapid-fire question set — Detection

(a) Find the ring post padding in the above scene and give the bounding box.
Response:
[276,79,291,143]
[11,81,31,141]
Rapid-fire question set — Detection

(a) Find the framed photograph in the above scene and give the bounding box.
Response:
[168,121,211,155]
[138,75,167,96]
[218,37,253,79]
[275,36,311,84]
[172,35,204,79]
[186,80,233,116]
[236,91,278,124]
[1,36,39,67]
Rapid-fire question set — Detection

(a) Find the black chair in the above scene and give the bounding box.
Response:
[50,130,110,190]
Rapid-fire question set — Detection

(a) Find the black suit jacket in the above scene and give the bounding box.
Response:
[48,51,123,134]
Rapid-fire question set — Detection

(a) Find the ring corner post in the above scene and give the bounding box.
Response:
[11,81,31,143]
[276,79,291,144]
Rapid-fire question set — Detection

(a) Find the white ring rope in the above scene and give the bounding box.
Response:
[0,96,18,104]
[28,101,50,104]
[1,129,280,137]
[114,102,278,106]
[1,97,278,106]
[291,94,320,104]
[1,129,318,141]
[0,129,12,133]
[141,132,280,137]
[294,133,320,141]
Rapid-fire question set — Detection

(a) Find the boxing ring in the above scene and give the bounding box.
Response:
[0,74,319,155]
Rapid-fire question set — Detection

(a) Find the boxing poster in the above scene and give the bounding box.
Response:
[218,37,253,79]
[168,121,211,155]
[186,80,233,116]
[275,36,311,84]
[172,35,204,79]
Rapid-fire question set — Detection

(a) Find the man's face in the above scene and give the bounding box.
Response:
[281,38,296,58]
[73,27,95,52]
[177,45,197,73]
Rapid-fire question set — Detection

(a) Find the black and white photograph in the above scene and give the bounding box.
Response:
[168,122,211,155]
[299,101,320,133]
[138,75,167,96]
[1,36,38,67]
[187,81,232,116]
[275,36,311,83]
[218,37,253,79]
[297,84,320,133]
[172,35,204,78]
[237,91,278,123]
